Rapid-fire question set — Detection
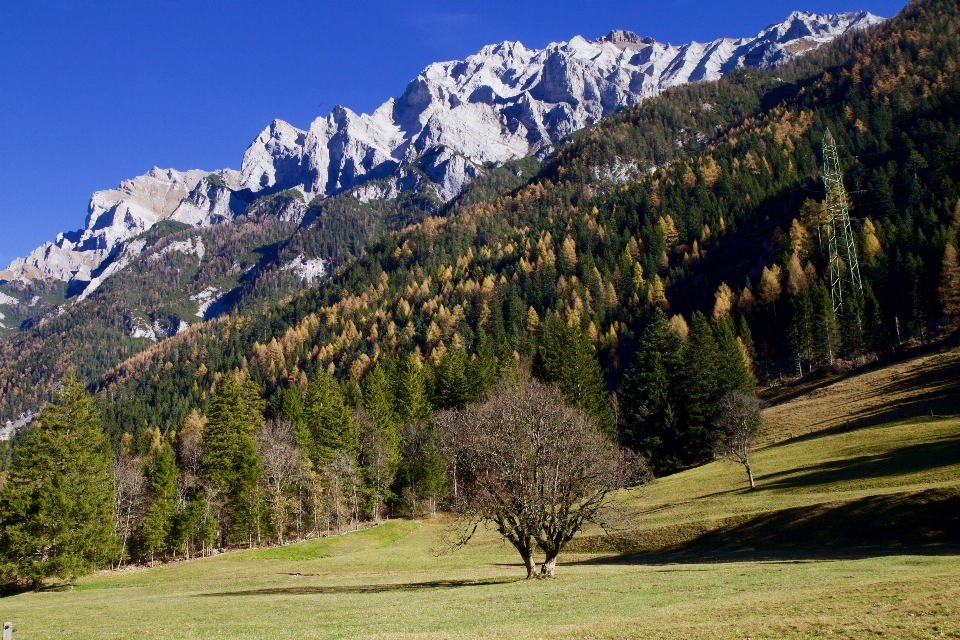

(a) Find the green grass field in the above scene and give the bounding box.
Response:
[2,352,959,638]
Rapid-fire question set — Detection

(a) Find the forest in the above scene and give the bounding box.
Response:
[1,0,960,584]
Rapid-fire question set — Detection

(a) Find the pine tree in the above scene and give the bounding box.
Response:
[0,372,118,587]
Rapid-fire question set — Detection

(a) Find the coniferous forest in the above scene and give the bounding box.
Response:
[1,0,960,586]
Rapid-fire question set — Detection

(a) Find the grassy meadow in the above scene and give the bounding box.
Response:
[1,351,959,638]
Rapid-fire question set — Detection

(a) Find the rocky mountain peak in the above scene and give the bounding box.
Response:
[2,9,884,302]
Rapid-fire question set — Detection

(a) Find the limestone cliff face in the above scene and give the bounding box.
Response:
[1,10,882,297]
[237,11,882,203]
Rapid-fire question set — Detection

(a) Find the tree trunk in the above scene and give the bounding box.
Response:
[541,553,557,578]
[523,552,539,580]
[746,463,756,490]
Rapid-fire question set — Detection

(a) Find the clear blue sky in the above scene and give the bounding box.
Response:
[0,0,908,267]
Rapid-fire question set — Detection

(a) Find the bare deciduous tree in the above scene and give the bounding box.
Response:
[357,407,397,523]
[178,409,205,476]
[436,377,649,579]
[256,420,310,544]
[714,390,764,490]
[113,451,146,568]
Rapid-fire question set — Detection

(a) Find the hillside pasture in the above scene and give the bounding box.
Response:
[1,352,959,638]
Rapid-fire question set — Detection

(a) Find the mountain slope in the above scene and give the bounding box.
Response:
[53,0,954,443]
[0,10,880,312]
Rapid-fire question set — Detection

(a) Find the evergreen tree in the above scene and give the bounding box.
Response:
[392,355,432,424]
[140,441,179,561]
[0,372,118,587]
[301,372,356,467]
[786,287,814,375]
[838,289,866,358]
[810,280,841,367]
[430,347,471,409]
[199,374,261,546]
[862,282,889,354]
[714,317,755,396]
[618,308,683,472]
[678,311,722,463]
[466,341,498,399]
[941,243,960,321]
[362,365,400,436]
[534,318,615,438]
[266,383,303,425]
[737,316,756,361]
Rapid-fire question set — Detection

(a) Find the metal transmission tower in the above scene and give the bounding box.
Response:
[821,129,863,313]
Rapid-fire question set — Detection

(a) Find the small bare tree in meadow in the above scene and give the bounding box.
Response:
[436,376,648,579]
[715,391,764,490]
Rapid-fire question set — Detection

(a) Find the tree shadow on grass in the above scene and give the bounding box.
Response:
[568,488,960,566]
[194,576,521,597]
[765,355,960,440]
[759,433,960,490]
[762,349,960,414]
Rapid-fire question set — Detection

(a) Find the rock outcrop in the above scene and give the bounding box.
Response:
[1,10,882,299]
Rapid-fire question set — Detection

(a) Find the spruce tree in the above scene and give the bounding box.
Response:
[0,372,118,587]
[302,372,356,467]
[466,341,498,399]
[535,318,615,439]
[431,347,471,409]
[862,282,889,354]
[393,355,432,424]
[199,374,261,546]
[362,365,400,436]
[618,308,683,472]
[678,311,722,464]
[141,441,179,561]
[737,316,756,361]
[810,281,840,367]
[714,317,755,396]
[941,243,960,321]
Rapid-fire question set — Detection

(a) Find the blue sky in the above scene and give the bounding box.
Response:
[0,0,908,267]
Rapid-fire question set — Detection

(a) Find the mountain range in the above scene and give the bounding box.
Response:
[0,10,881,301]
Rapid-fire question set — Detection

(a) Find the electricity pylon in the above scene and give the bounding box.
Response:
[821,129,863,313]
